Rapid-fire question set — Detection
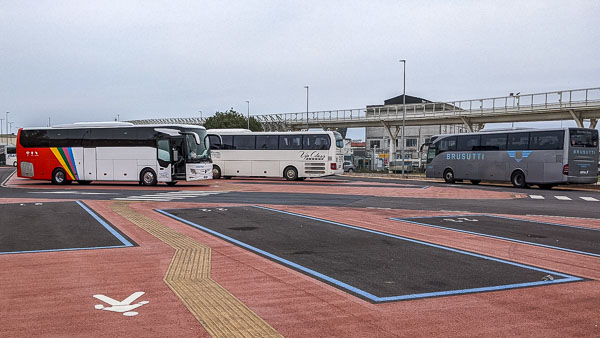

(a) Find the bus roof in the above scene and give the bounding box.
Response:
[21,123,206,131]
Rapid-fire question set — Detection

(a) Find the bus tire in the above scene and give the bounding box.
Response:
[284,166,298,181]
[347,168,354,173]
[470,180,481,185]
[443,169,455,184]
[511,170,527,188]
[140,168,158,186]
[77,180,92,185]
[51,168,68,185]
[213,165,222,179]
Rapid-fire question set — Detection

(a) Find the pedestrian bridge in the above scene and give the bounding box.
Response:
[254,87,600,132]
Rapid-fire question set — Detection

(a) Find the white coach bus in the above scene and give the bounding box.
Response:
[207,129,344,180]
[17,122,213,185]
[424,127,599,189]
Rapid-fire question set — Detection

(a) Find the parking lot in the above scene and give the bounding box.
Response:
[1,167,599,337]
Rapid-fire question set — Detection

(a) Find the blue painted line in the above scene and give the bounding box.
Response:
[391,216,600,258]
[157,206,583,302]
[76,201,133,247]
[0,245,129,255]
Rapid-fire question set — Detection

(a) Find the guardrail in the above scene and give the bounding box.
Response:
[254,87,600,126]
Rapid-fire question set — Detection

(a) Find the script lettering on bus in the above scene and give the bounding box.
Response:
[300,151,326,161]
[446,152,485,161]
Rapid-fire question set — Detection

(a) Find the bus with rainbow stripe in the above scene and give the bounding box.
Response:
[16,122,213,186]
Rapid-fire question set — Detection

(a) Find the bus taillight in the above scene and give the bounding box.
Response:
[331,163,337,170]
[562,164,569,175]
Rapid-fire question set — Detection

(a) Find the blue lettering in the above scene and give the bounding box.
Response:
[446,153,450,160]
[451,153,456,160]
[466,153,471,160]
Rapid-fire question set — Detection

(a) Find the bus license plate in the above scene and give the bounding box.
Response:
[580,170,588,175]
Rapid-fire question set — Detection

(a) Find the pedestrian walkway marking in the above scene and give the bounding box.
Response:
[93,291,149,317]
[109,202,281,337]
[529,195,545,199]
[555,196,572,201]
[113,190,227,201]
[581,197,599,202]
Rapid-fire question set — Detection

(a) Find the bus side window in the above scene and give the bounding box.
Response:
[480,133,507,151]
[157,139,171,166]
[208,135,222,150]
[437,136,457,154]
[221,135,234,149]
[530,131,564,150]
[508,132,529,150]
[280,135,302,150]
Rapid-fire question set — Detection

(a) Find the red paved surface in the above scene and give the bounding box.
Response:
[1,177,599,337]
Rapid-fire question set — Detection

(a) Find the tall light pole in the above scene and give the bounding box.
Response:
[246,101,250,130]
[0,118,3,145]
[304,86,309,130]
[198,110,203,123]
[6,112,10,147]
[399,60,406,176]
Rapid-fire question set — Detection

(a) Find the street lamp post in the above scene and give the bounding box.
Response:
[198,110,203,123]
[304,86,309,130]
[399,60,406,176]
[246,101,250,130]
[6,112,10,147]
[0,118,3,145]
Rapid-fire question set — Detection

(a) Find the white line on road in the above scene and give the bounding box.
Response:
[554,196,572,201]
[529,195,545,199]
[580,197,599,202]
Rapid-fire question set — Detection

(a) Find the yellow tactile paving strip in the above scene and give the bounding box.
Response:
[110,202,282,338]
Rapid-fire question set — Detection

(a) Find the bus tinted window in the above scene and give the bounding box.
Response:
[21,129,49,147]
[256,135,279,150]
[208,135,222,150]
[303,134,330,150]
[279,135,302,150]
[233,135,255,150]
[220,135,234,149]
[480,133,507,150]
[569,129,598,148]
[529,131,564,150]
[436,136,456,154]
[457,135,480,151]
[507,133,529,150]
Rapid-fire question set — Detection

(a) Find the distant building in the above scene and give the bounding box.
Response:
[365,95,470,170]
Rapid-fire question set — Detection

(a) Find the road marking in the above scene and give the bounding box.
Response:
[554,196,572,201]
[29,191,117,195]
[113,190,227,201]
[529,195,545,199]
[93,291,149,317]
[580,197,599,202]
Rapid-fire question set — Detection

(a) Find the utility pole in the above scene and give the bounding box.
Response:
[399,60,406,176]
[304,86,309,130]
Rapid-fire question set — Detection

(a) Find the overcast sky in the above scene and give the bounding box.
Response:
[1,0,599,139]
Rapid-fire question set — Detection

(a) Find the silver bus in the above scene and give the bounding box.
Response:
[424,127,599,189]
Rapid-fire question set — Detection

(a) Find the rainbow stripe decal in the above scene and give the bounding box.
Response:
[50,147,80,181]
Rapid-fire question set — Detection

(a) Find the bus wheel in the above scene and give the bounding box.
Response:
[213,165,222,179]
[140,168,158,186]
[470,180,481,185]
[52,168,68,185]
[443,169,455,184]
[166,181,177,186]
[511,170,527,188]
[284,166,298,181]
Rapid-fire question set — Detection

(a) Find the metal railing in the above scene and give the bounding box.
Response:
[254,87,600,126]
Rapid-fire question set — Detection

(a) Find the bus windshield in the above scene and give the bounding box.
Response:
[334,132,344,148]
[184,130,210,162]
[569,129,598,148]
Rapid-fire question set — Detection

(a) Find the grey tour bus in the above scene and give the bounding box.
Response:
[424,127,599,189]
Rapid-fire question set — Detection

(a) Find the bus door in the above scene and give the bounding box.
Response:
[170,137,187,179]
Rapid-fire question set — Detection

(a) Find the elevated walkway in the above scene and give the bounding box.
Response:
[254,87,600,132]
